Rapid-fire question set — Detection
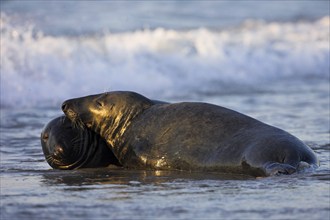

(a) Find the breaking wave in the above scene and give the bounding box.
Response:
[1,14,329,107]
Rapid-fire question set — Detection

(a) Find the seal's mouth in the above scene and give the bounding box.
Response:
[62,109,84,130]
[46,155,69,168]
[45,150,77,169]
[62,102,91,130]
[65,109,77,120]
[66,111,93,131]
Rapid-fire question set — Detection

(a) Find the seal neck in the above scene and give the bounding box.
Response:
[103,108,137,145]
[101,102,152,156]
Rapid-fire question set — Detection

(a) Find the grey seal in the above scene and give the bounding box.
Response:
[62,91,318,176]
[41,116,120,169]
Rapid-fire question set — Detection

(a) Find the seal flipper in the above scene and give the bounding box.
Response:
[264,162,297,176]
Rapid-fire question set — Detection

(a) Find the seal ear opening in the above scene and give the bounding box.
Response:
[61,102,68,112]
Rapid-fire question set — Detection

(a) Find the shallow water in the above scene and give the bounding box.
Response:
[1,80,329,220]
[1,168,329,220]
[1,1,330,220]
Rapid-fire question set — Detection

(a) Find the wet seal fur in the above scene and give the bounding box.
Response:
[41,116,120,169]
[62,91,319,176]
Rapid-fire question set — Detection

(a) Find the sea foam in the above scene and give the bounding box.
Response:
[1,14,329,107]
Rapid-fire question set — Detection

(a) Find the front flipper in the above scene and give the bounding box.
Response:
[264,162,297,176]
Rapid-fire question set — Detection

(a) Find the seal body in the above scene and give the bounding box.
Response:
[41,116,120,170]
[62,91,318,176]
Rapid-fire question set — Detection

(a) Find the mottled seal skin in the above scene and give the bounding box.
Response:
[62,91,319,176]
[41,116,120,170]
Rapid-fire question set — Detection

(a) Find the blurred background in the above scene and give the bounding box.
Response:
[1,1,329,107]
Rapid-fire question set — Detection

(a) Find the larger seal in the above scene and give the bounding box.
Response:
[41,116,121,169]
[62,91,318,176]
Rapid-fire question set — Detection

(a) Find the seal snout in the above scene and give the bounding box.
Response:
[62,101,77,120]
[52,145,64,159]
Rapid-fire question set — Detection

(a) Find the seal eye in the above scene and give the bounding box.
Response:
[42,133,49,142]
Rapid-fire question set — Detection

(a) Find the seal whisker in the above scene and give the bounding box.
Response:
[72,118,85,130]
[60,116,65,124]
[71,135,82,144]
[47,157,55,166]
[46,155,53,162]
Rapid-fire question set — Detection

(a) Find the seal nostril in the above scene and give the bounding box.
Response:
[62,102,67,112]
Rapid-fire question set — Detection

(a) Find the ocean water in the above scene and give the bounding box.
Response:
[1,1,329,220]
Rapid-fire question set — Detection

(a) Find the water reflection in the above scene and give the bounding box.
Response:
[41,168,255,187]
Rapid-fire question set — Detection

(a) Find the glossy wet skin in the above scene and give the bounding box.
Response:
[41,116,120,169]
[62,92,154,140]
[62,91,319,176]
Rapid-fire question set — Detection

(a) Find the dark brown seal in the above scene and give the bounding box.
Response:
[62,91,318,176]
[41,116,120,169]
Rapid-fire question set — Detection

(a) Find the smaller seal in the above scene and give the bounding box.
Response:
[41,116,121,170]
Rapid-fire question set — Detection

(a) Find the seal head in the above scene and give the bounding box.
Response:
[62,92,153,145]
[41,116,120,169]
